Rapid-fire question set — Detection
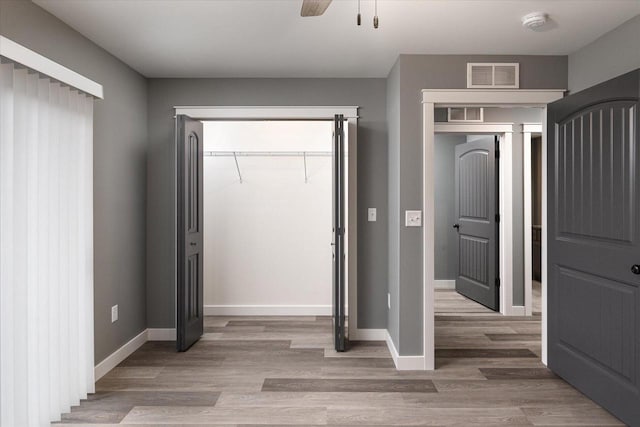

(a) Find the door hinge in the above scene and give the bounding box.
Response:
[495,278,501,288]
[495,214,500,223]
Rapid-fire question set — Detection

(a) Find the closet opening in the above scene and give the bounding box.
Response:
[203,120,348,321]
[175,108,358,354]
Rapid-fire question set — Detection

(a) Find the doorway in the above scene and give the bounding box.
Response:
[173,106,359,353]
[433,124,545,372]
[202,120,342,317]
[422,91,564,371]
[434,133,500,311]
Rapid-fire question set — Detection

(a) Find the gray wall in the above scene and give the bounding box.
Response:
[568,15,640,93]
[389,55,567,355]
[10,1,619,362]
[146,78,388,330]
[0,1,149,363]
[386,59,401,346]
[434,134,466,280]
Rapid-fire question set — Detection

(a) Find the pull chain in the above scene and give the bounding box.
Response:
[373,0,379,28]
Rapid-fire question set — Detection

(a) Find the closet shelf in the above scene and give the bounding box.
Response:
[204,151,332,157]
[204,151,336,184]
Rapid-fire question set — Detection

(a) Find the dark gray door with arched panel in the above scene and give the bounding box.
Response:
[176,115,204,352]
[454,137,499,311]
[548,69,640,425]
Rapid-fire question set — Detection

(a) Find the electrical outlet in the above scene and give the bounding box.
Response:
[405,210,422,227]
[111,305,118,323]
[387,293,391,309]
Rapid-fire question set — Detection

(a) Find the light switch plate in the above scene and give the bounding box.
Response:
[368,208,377,222]
[405,210,422,227]
[111,305,118,323]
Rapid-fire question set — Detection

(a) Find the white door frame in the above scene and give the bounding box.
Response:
[522,124,543,318]
[436,122,544,319]
[434,123,515,318]
[422,90,564,370]
[173,106,364,339]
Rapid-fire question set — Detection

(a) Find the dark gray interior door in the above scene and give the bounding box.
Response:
[332,114,346,352]
[548,69,640,426]
[454,137,499,311]
[176,115,204,352]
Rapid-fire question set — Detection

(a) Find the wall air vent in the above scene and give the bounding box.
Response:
[467,63,520,89]
[448,107,484,123]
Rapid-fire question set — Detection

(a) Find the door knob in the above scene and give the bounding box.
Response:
[190,242,196,246]
[632,265,640,275]
[453,224,460,230]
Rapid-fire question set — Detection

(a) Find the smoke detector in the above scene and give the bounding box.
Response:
[522,12,548,30]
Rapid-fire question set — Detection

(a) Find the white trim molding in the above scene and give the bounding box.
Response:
[435,122,514,134]
[94,329,148,380]
[522,123,543,133]
[433,125,516,317]
[0,36,103,99]
[522,124,543,317]
[423,101,436,371]
[422,89,564,371]
[204,305,333,316]
[510,306,526,316]
[422,89,565,106]
[93,323,386,382]
[177,106,359,348]
[94,328,178,380]
[350,329,387,341]
[174,106,359,119]
[499,132,515,316]
[435,280,456,289]
[385,331,425,370]
[346,119,359,339]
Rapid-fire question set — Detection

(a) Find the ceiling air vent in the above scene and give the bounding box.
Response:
[467,63,519,89]
[448,107,484,123]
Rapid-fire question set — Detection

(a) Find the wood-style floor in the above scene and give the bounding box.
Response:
[55,285,624,426]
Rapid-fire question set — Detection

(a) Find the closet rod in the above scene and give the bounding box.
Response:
[204,151,333,157]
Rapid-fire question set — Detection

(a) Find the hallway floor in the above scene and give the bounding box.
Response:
[55,290,622,426]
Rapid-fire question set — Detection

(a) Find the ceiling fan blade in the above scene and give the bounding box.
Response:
[301,0,332,17]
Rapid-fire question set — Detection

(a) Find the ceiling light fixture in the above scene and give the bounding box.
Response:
[357,0,361,25]
[521,12,548,30]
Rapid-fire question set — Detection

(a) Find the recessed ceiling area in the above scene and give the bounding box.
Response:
[34,0,640,78]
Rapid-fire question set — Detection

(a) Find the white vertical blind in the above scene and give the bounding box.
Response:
[0,61,95,426]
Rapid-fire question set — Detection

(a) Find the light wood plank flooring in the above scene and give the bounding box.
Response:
[55,286,624,426]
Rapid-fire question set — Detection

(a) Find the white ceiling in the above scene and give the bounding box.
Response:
[34,0,640,78]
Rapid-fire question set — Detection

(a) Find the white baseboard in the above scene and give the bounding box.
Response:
[435,280,456,289]
[94,328,176,380]
[148,328,176,341]
[94,329,147,381]
[507,305,526,316]
[204,304,332,316]
[385,330,426,371]
[350,328,386,341]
